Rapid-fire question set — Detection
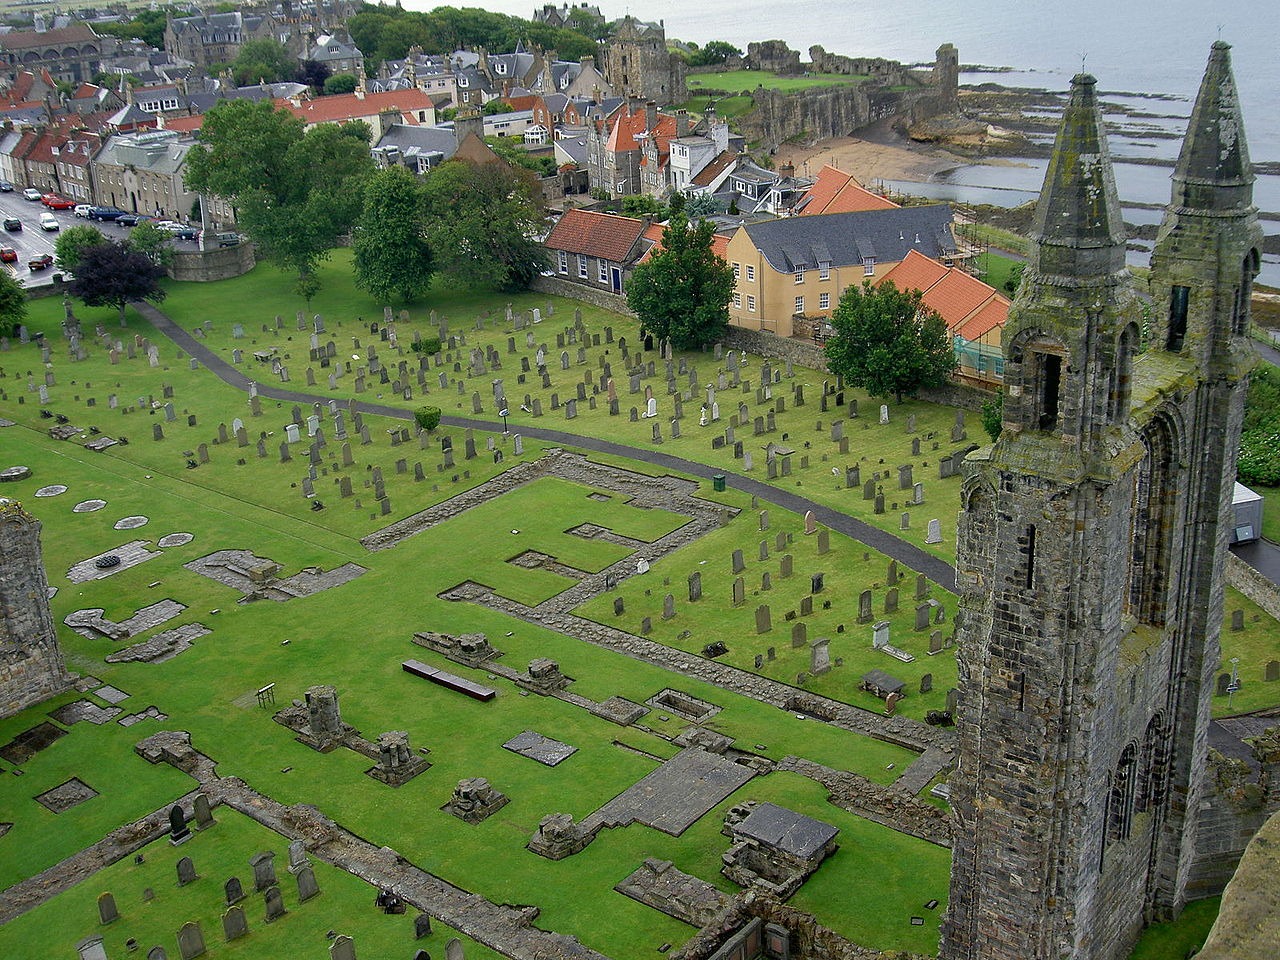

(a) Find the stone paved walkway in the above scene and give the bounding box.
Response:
[134,303,956,592]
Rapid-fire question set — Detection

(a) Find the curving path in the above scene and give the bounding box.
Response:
[134,303,956,591]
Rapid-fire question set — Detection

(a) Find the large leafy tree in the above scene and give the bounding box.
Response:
[422,159,547,291]
[353,166,433,303]
[125,221,175,267]
[68,242,166,324]
[95,9,166,48]
[186,101,373,300]
[54,225,106,272]
[230,38,295,86]
[625,198,735,350]
[824,279,956,402]
[0,269,25,338]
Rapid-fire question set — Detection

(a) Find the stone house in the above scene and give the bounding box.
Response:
[0,22,111,84]
[586,98,678,198]
[543,208,652,295]
[93,128,197,220]
[164,11,289,71]
[724,205,957,338]
[301,32,363,77]
[49,132,101,205]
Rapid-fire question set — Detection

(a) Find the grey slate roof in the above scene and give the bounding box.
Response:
[734,802,838,859]
[374,124,459,164]
[743,206,956,273]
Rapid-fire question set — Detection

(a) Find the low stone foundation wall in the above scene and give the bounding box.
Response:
[723,327,828,371]
[530,275,635,316]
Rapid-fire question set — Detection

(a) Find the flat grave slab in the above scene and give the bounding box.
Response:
[35,484,67,497]
[734,801,839,859]
[95,685,129,705]
[157,532,194,548]
[0,722,68,765]
[105,623,211,664]
[118,706,168,727]
[113,515,149,530]
[72,499,106,513]
[587,747,755,836]
[34,777,98,814]
[402,659,496,701]
[66,541,159,583]
[503,730,578,766]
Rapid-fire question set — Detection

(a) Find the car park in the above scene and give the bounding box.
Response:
[74,204,93,218]
[87,206,125,221]
[39,212,59,231]
[4,218,21,232]
[41,195,74,209]
[0,247,16,263]
[28,253,53,270]
[23,188,42,201]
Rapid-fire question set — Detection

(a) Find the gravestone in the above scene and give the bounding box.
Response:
[817,529,829,555]
[759,510,769,531]
[1231,609,1245,631]
[225,877,245,905]
[732,577,745,606]
[176,921,205,960]
[915,604,932,631]
[732,549,745,574]
[810,638,831,675]
[331,935,357,960]
[177,856,198,886]
[779,555,793,578]
[926,519,942,544]
[885,588,899,613]
[663,594,676,620]
[804,511,817,535]
[688,572,702,602]
[97,891,119,925]
[287,839,309,874]
[250,852,276,892]
[170,804,191,845]
[858,590,873,623]
[222,905,248,941]
[792,622,807,648]
[873,621,891,649]
[296,865,320,902]
[755,605,771,634]
[810,573,824,594]
[920,673,933,694]
[264,885,287,922]
[415,914,433,939]
[879,404,889,425]
[1266,660,1280,682]
[446,938,465,960]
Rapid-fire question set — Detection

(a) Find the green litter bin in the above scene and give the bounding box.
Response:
[712,474,726,492]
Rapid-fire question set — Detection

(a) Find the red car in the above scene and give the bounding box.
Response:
[0,247,16,263]
[28,253,53,270]
[41,194,75,209]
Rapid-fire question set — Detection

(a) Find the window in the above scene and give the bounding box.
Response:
[732,262,740,279]
[745,265,754,281]
[817,262,829,280]
[747,295,756,313]
[1038,354,1061,430]
[557,250,568,274]
[819,292,830,310]
[794,269,804,284]
[732,293,741,309]
[578,254,588,279]
[863,257,875,276]
[1167,285,1189,351]
[598,260,609,283]
[794,296,804,315]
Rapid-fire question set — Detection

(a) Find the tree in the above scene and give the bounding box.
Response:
[186,101,373,300]
[95,9,166,48]
[981,392,1003,441]
[823,280,957,402]
[125,221,174,267]
[296,59,331,91]
[68,242,166,324]
[621,194,667,219]
[0,269,25,338]
[54,225,106,272]
[323,73,358,96]
[625,202,735,350]
[353,166,433,303]
[422,159,548,291]
[687,40,742,66]
[231,38,295,86]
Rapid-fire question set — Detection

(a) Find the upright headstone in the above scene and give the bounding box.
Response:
[97,892,119,925]
[177,856,198,886]
[177,921,206,960]
[222,905,248,942]
[250,852,276,892]
[296,865,321,902]
[263,885,287,922]
[169,804,191,845]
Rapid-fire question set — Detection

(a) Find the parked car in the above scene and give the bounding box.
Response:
[117,213,152,227]
[169,226,199,240]
[22,187,42,201]
[4,217,21,232]
[87,206,125,221]
[39,212,59,231]
[41,194,74,209]
[0,247,16,263]
[0,180,12,192]
[28,253,53,270]
[73,204,93,218]
[211,231,241,247]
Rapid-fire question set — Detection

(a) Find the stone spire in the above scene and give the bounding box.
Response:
[1171,40,1253,211]
[1027,73,1127,281]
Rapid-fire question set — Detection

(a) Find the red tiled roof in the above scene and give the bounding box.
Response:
[163,115,205,133]
[502,95,538,112]
[636,221,731,264]
[71,82,100,101]
[546,208,647,262]
[877,249,1009,339]
[798,164,898,215]
[604,103,678,161]
[276,88,435,125]
[691,149,736,188]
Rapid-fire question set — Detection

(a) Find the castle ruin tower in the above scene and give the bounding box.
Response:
[934,43,959,110]
[0,499,72,719]
[940,46,1258,960]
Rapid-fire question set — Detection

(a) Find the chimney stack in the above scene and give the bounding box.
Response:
[645,100,657,133]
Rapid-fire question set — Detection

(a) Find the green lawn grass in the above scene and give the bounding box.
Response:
[975,251,1022,295]
[687,69,869,94]
[0,248,1274,959]
[680,93,757,119]
[1127,897,1219,960]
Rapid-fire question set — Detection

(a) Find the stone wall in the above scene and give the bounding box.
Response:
[740,84,926,152]
[1226,552,1280,621]
[744,41,802,74]
[168,243,256,283]
[530,275,636,316]
[722,327,827,371]
[1186,750,1274,898]
[807,46,916,84]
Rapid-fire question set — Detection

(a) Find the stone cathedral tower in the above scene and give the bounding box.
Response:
[0,499,71,719]
[940,43,1261,960]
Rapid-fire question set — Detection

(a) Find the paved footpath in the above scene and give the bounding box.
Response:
[135,303,956,592]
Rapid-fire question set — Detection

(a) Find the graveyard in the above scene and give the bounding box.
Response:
[0,253,1275,960]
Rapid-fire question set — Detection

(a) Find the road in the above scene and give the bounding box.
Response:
[0,189,198,287]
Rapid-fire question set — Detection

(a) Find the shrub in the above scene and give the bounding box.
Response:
[411,336,442,355]
[980,393,1003,442]
[414,406,441,432]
